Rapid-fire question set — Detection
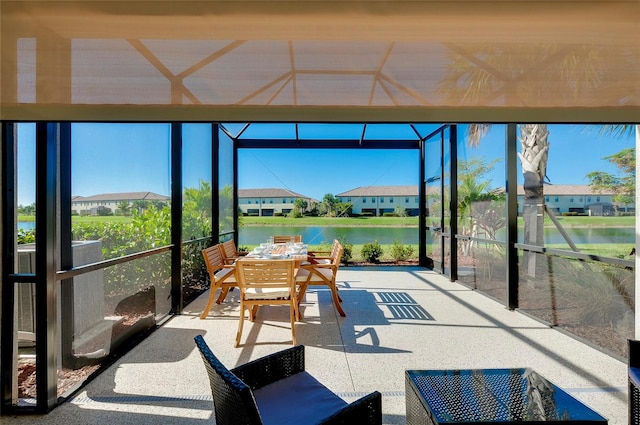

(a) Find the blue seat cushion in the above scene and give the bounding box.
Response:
[630,366,640,388]
[253,371,348,425]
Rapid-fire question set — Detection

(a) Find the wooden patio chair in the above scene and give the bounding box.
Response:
[220,239,247,265]
[194,335,382,425]
[297,242,345,317]
[200,244,237,319]
[234,258,300,346]
[272,235,302,244]
[306,238,340,265]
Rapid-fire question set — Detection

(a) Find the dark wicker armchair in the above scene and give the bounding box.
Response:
[630,339,640,425]
[194,335,382,425]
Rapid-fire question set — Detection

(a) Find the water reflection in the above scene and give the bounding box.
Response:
[239,226,419,245]
[237,225,634,246]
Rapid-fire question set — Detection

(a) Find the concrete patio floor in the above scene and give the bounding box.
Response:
[6,267,628,424]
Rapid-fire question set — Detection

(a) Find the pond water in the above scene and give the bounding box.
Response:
[17,221,35,231]
[239,225,636,246]
[544,226,635,245]
[17,222,635,246]
[239,226,418,245]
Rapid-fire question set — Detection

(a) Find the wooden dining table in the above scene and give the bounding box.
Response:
[241,242,311,318]
[243,243,309,262]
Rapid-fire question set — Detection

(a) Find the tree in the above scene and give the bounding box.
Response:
[18,203,36,215]
[183,180,213,239]
[116,201,131,216]
[586,147,635,215]
[132,200,149,214]
[219,184,236,232]
[442,43,616,274]
[150,200,168,210]
[293,198,308,215]
[394,205,407,217]
[468,124,549,256]
[184,180,212,217]
[457,157,504,255]
[335,201,352,217]
[96,205,113,216]
[322,193,337,217]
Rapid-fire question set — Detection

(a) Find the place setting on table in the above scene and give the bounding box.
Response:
[244,239,309,261]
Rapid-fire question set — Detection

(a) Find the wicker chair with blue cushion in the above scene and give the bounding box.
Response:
[194,335,382,425]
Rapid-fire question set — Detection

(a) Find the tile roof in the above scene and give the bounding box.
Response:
[238,188,312,199]
[336,185,418,197]
[72,192,170,202]
[516,184,614,196]
[337,184,614,198]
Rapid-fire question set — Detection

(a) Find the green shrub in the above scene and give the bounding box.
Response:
[339,238,353,263]
[361,240,383,263]
[17,228,36,244]
[390,240,414,261]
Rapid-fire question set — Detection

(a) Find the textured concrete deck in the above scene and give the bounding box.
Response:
[6,267,628,424]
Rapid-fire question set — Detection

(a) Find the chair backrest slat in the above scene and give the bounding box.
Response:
[221,239,240,264]
[272,235,302,244]
[237,259,295,290]
[202,244,225,274]
[333,243,344,266]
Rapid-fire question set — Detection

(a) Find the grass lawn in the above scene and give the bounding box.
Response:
[546,243,635,259]
[241,215,633,228]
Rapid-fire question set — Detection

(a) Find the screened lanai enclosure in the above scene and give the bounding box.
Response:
[1,0,639,415]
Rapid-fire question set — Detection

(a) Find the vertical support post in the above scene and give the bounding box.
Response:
[635,125,640,338]
[1,122,17,411]
[211,124,220,242]
[439,130,445,273]
[232,133,239,243]
[506,124,519,310]
[418,139,427,267]
[35,122,58,412]
[58,123,75,368]
[171,123,183,314]
[449,125,458,282]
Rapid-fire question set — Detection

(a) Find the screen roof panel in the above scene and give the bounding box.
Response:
[1,1,638,122]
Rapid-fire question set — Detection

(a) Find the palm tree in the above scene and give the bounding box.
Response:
[457,156,503,255]
[442,42,627,275]
[469,124,636,272]
[468,124,550,261]
[322,193,337,217]
[132,200,148,214]
[293,198,308,215]
[116,201,131,216]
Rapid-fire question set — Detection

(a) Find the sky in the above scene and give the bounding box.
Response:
[237,124,635,201]
[15,123,635,206]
